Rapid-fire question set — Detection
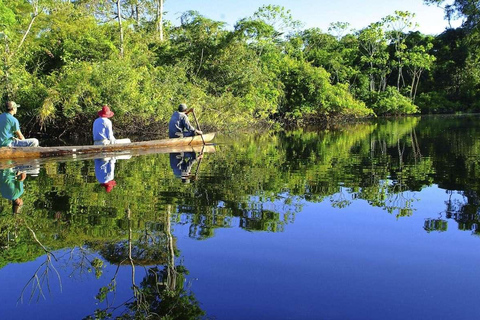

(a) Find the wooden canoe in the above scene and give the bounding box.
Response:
[0,144,216,170]
[0,132,216,159]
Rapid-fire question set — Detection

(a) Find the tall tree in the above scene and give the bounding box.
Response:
[358,22,389,92]
[382,11,418,91]
[156,0,164,41]
[405,42,436,102]
[115,0,124,57]
[1,0,47,99]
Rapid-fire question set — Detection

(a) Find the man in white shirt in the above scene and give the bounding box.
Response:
[92,105,131,145]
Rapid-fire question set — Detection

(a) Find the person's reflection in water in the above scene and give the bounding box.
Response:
[0,168,26,214]
[11,159,40,177]
[94,157,117,193]
[169,151,203,183]
[94,155,131,192]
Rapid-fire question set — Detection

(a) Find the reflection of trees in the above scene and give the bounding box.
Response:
[450,190,480,235]
[84,207,205,319]
[2,214,107,304]
[283,118,427,218]
[305,118,425,217]
[1,118,427,243]
[426,190,480,235]
[18,225,62,303]
[14,115,480,315]
[416,115,480,235]
[330,187,352,209]
[0,117,430,246]
[121,206,204,319]
[0,201,205,319]
[424,219,448,232]
[3,115,480,261]
[5,116,480,317]
[182,198,300,238]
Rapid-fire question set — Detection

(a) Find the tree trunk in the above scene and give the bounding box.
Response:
[3,36,11,100]
[412,70,423,103]
[17,11,38,53]
[397,65,402,91]
[116,0,124,57]
[156,0,164,41]
[369,62,375,92]
[410,73,416,99]
[135,2,139,26]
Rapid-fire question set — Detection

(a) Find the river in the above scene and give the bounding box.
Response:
[1,115,480,319]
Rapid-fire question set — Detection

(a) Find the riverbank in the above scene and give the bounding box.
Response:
[23,111,376,147]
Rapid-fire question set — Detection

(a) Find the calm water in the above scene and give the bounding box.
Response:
[1,115,480,319]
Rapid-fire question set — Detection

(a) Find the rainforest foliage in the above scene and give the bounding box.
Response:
[0,1,479,136]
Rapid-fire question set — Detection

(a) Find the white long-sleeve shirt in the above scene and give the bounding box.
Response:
[94,158,115,183]
[92,117,115,143]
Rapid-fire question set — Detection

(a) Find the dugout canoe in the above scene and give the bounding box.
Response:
[0,132,216,160]
[0,143,216,170]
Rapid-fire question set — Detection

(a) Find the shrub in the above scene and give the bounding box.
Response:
[370,86,419,116]
[416,91,463,114]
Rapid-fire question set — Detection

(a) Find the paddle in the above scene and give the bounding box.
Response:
[193,145,205,179]
[191,109,205,145]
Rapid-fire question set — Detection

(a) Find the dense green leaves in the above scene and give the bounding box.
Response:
[0,1,479,136]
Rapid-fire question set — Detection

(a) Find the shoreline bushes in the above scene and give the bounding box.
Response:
[1,2,479,139]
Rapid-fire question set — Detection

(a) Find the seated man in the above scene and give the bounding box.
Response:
[168,103,202,138]
[0,101,39,147]
[92,105,131,145]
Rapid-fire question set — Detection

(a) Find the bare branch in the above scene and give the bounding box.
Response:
[15,4,42,55]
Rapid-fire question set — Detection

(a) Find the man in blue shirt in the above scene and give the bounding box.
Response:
[168,104,203,138]
[0,101,39,147]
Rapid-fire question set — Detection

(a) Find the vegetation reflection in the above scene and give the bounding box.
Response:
[2,116,480,316]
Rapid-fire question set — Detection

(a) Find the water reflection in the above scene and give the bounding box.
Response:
[169,150,203,183]
[424,189,480,235]
[1,187,205,317]
[3,116,480,318]
[0,168,25,214]
[0,160,41,214]
[83,206,204,319]
[94,158,117,193]
[94,155,131,193]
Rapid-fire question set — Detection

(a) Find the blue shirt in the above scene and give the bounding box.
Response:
[170,152,197,177]
[168,112,196,138]
[0,169,24,200]
[0,112,20,147]
[92,117,115,142]
[94,158,115,183]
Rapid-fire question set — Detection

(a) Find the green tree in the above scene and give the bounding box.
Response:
[382,11,418,91]
[358,22,389,93]
[405,41,436,102]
